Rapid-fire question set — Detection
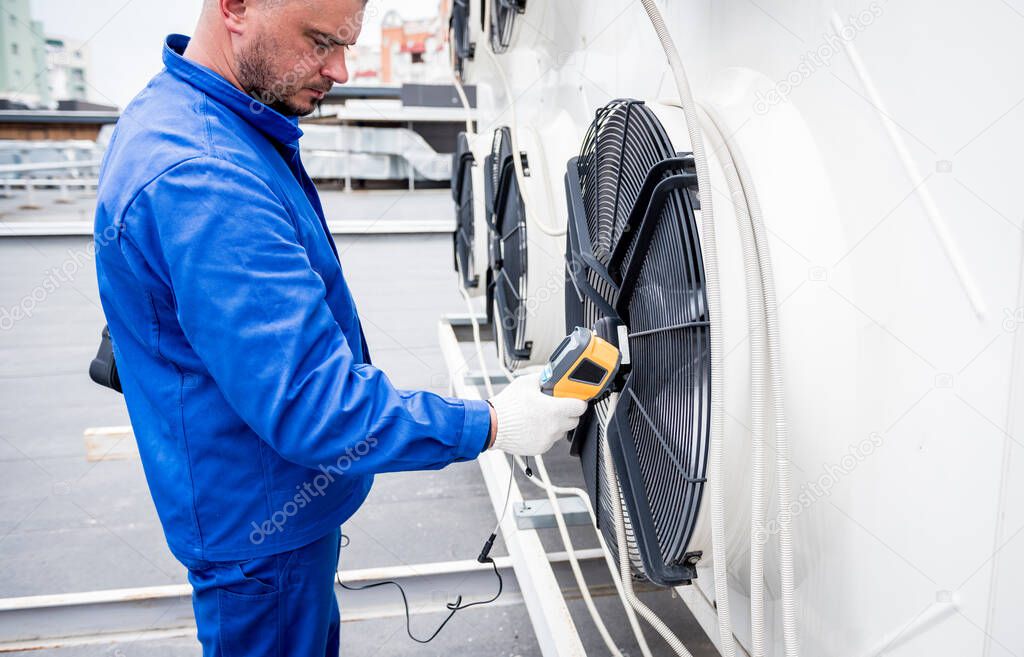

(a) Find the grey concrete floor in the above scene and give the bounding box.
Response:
[0,230,715,656]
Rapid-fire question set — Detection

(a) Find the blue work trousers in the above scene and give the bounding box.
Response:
[181,529,341,656]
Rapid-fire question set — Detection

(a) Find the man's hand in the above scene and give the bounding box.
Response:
[486,373,587,456]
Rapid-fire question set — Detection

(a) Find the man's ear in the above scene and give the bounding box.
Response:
[219,0,249,35]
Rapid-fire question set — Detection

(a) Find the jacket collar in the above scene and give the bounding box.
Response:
[163,34,303,148]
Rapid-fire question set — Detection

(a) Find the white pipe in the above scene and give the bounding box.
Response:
[637,2,733,654]
[466,289,643,656]
[525,455,654,657]
[702,102,800,656]
[699,107,768,657]
[735,131,799,657]
[458,285,496,398]
[457,282,650,656]
[451,71,476,136]
[600,414,694,657]
[533,456,626,657]
[446,0,477,136]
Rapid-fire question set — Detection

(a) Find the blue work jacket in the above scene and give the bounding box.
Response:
[94,35,491,562]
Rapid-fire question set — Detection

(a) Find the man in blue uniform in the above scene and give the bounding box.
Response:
[93,0,586,654]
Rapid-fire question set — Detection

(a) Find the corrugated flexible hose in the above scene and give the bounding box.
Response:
[636,2,734,655]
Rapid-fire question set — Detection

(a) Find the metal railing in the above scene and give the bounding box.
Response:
[0,160,102,207]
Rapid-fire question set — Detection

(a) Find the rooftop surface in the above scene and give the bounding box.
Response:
[0,193,715,656]
[0,188,455,236]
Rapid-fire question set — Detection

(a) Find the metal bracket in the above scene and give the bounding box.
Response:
[514,496,592,530]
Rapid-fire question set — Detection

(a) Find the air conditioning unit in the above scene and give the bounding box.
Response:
[452,131,490,295]
[485,124,566,371]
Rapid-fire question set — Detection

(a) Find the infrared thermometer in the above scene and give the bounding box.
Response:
[539,326,622,401]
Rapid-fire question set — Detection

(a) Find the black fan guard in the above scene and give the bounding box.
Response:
[487,127,531,367]
[452,132,478,289]
[449,0,474,78]
[487,0,527,55]
[564,99,709,587]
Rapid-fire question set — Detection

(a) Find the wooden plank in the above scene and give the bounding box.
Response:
[82,426,138,462]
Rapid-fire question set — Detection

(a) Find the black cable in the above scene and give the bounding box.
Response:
[336,534,503,644]
[335,458,516,644]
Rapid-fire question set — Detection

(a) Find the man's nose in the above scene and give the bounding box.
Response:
[321,50,349,85]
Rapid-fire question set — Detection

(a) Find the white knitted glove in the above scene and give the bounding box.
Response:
[488,373,588,456]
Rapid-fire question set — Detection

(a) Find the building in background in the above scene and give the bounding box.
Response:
[375,1,451,85]
[0,3,95,108]
[0,4,114,139]
[45,36,89,102]
[306,5,453,86]
[345,43,383,83]
[0,0,50,107]
[1,1,456,106]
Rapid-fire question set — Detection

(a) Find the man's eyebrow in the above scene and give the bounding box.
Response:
[308,28,355,46]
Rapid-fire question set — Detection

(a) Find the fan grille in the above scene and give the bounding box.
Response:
[452,132,477,289]
[565,99,709,586]
[488,0,526,54]
[489,127,530,369]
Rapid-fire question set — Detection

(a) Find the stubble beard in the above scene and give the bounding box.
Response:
[237,36,318,117]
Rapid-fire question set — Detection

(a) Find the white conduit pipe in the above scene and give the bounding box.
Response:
[532,455,626,657]
[701,104,800,656]
[731,129,799,657]
[457,285,496,398]
[698,107,769,657]
[600,418,694,657]
[457,284,641,657]
[704,107,770,654]
[446,4,476,137]
[526,455,654,657]
[485,311,645,657]
[452,71,476,136]
[637,2,734,654]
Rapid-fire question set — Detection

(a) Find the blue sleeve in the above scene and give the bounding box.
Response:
[123,155,492,474]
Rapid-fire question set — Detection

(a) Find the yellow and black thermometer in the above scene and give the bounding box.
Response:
[540,326,622,401]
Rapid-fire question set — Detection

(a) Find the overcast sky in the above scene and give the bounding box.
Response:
[30,0,440,109]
